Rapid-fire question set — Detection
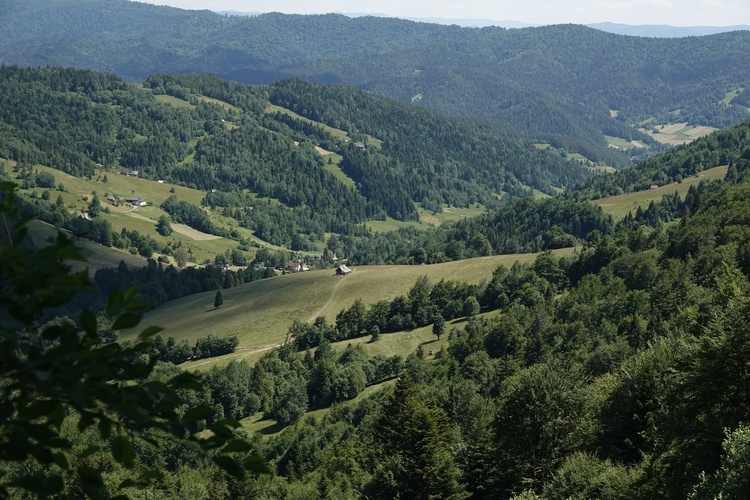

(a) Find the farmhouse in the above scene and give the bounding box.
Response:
[124,197,147,206]
[336,264,352,275]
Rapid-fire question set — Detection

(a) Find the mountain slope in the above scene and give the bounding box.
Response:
[0,66,593,248]
[3,0,750,161]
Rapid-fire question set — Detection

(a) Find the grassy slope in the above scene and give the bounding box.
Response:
[593,164,727,219]
[241,312,500,436]
[1,159,256,264]
[126,248,575,368]
[241,378,398,436]
[26,220,148,273]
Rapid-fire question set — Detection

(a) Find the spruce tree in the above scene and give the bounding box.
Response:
[214,289,224,309]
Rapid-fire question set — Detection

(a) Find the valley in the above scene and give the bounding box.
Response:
[2,4,750,498]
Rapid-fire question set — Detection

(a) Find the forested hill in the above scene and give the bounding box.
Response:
[568,119,750,200]
[0,66,591,246]
[4,0,750,162]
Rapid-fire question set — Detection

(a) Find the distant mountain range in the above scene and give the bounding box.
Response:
[220,11,749,37]
[3,0,750,164]
[586,22,750,38]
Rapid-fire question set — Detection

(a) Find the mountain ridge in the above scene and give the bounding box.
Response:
[3,0,750,162]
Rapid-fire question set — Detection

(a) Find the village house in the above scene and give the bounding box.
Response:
[124,197,147,206]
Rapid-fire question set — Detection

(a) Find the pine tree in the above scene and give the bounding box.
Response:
[369,373,466,499]
[214,289,224,309]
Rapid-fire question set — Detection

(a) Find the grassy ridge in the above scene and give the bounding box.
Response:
[125,249,575,368]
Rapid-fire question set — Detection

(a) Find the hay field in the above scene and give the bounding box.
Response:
[641,122,718,146]
[126,248,575,368]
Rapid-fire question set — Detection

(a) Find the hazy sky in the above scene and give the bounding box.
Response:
[138,0,749,26]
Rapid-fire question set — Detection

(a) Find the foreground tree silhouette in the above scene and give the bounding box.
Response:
[0,183,266,497]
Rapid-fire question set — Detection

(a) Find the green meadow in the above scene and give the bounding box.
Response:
[128,248,576,369]
[593,165,727,219]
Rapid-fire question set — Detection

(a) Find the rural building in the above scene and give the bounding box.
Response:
[336,264,352,275]
[287,262,302,272]
[124,197,147,206]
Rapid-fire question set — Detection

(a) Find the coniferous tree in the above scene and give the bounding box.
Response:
[214,289,224,309]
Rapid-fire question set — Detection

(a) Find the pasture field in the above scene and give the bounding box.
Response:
[1,158,247,264]
[417,204,486,227]
[589,165,618,174]
[605,135,643,150]
[593,165,727,219]
[153,94,195,109]
[127,248,576,369]
[149,89,239,113]
[364,217,424,232]
[640,122,718,146]
[366,204,487,232]
[0,160,206,207]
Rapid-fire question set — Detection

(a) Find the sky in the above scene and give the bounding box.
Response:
[137,0,750,27]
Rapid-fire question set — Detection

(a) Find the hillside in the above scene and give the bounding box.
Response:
[122,248,576,365]
[5,56,750,500]
[0,66,595,254]
[4,0,750,162]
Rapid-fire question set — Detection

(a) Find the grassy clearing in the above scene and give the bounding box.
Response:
[365,217,424,232]
[265,103,349,140]
[321,151,357,189]
[722,88,743,106]
[365,204,487,232]
[264,103,383,148]
[26,220,147,273]
[240,378,397,436]
[198,96,239,112]
[332,310,500,360]
[125,248,576,369]
[590,165,618,174]
[153,94,195,110]
[605,135,643,150]
[417,204,486,227]
[531,189,552,199]
[593,165,728,219]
